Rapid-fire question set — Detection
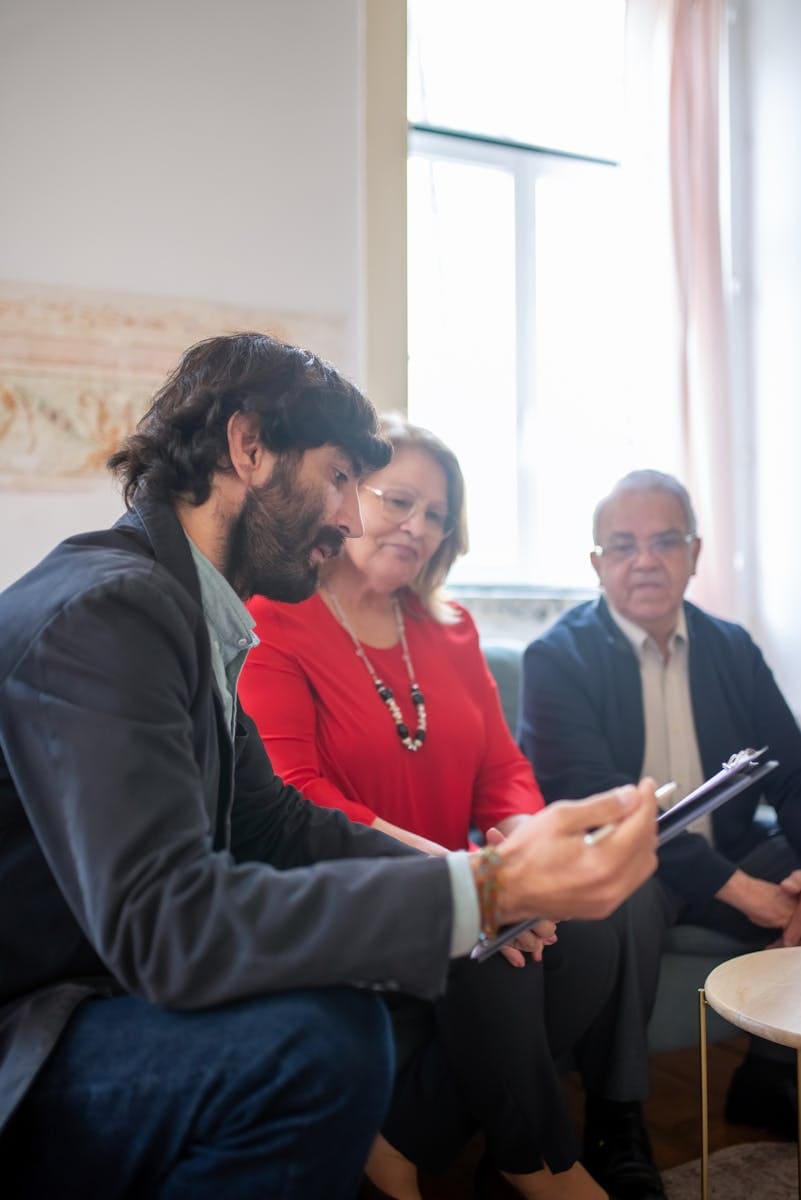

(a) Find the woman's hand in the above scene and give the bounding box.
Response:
[371,815,448,856]
[498,919,558,967]
[484,827,557,966]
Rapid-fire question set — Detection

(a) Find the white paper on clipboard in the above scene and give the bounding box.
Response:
[657,747,778,846]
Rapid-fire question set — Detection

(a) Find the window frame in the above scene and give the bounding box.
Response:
[407,123,621,587]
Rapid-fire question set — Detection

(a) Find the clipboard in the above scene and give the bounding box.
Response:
[472,747,778,964]
[656,746,777,846]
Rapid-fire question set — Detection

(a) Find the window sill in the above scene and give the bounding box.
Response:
[449,583,596,644]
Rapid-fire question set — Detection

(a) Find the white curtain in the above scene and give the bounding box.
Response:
[625,0,738,619]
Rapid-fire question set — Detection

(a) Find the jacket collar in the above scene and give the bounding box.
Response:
[593,594,633,652]
[114,489,202,607]
[593,593,699,652]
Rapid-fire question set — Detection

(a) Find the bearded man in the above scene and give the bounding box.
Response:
[0,334,657,1198]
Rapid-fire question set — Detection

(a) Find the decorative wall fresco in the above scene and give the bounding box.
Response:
[0,281,345,490]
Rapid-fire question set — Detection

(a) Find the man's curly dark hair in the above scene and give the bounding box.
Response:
[108,332,391,507]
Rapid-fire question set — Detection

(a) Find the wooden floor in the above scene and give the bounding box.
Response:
[634,1033,781,1170]
[408,1035,786,1198]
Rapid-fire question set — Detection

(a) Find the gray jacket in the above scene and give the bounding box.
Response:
[0,492,453,1132]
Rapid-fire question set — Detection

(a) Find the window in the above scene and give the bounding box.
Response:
[407,0,681,589]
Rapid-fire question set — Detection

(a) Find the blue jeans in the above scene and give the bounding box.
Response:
[7,987,393,1199]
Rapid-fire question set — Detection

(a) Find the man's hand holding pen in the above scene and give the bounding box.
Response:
[469,780,659,939]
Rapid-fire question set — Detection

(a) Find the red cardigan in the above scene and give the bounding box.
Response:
[239,592,543,850]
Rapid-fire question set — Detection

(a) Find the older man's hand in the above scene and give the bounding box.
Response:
[776,870,801,947]
[715,869,799,933]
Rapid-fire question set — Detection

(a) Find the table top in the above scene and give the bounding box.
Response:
[705,947,801,1049]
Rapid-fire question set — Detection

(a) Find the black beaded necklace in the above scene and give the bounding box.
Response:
[327,590,427,752]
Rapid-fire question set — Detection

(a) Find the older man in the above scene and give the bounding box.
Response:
[520,469,801,1140]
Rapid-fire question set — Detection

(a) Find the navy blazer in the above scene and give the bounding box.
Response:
[0,493,454,1133]
[520,596,801,906]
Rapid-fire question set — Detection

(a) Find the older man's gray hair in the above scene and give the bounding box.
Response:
[592,470,698,545]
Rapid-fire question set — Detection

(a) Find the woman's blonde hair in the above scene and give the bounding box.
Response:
[374,413,469,623]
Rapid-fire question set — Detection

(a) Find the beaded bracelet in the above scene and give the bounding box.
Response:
[474,845,502,940]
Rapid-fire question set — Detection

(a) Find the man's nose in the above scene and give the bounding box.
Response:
[631,541,660,565]
[338,483,364,539]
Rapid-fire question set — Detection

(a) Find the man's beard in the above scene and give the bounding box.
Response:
[225,456,345,602]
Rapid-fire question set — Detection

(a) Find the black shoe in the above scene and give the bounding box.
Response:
[724,1056,798,1140]
[582,1099,666,1200]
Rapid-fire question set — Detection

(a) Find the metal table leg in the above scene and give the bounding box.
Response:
[797,1048,801,1200]
[699,988,709,1200]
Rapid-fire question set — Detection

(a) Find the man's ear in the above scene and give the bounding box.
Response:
[690,536,702,576]
[590,549,603,584]
[226,411,270,483]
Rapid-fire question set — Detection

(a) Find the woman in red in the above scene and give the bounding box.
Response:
[240,418,662,1200]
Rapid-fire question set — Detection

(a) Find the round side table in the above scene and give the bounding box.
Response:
[699,946,801,1199]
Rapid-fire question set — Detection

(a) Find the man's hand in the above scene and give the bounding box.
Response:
[715,869,799,932]
[476,780,659,926]
[775,870,801,946]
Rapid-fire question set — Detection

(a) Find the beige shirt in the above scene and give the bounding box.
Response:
[607,602,710,839]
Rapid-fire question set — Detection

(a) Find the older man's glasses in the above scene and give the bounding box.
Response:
[593,531,696,563]
[362,486,454,538]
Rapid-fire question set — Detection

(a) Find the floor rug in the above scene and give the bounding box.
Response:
[662,1141,797,1199]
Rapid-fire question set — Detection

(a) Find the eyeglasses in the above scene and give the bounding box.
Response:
[361,485,454,538]
[593,531,696,563]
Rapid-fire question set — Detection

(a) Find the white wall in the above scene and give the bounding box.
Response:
[742,0,801,712]
[0,0,369,585]
[5,0,801,717]
[0,0,364,344]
